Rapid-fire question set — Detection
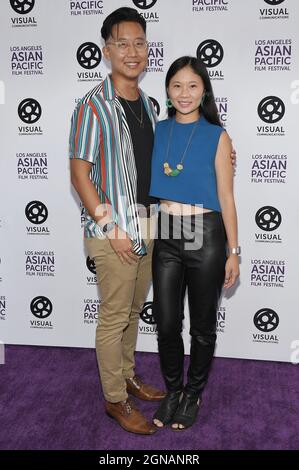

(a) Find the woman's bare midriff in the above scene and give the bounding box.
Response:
[160,200,213,216]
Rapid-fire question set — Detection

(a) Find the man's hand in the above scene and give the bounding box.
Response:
[107,226,139,264]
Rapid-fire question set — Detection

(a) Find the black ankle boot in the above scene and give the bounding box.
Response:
[153,390,182,427]
[171,393,201,431]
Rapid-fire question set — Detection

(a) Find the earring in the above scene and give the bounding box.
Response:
[200,94,206,106]
[166,98,173,108]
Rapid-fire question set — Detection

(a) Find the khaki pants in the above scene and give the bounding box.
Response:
[85,216,156,403]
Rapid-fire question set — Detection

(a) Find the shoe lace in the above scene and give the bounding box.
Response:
[122,398,135,415]
[131,375,142,388]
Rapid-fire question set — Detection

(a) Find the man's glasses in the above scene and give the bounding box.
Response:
[106,39,149,53]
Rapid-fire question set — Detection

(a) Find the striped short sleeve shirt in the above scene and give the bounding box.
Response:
[69,75,157,255]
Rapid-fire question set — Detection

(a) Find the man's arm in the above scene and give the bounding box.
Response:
[70,159,102,223]
[70,158,139,264]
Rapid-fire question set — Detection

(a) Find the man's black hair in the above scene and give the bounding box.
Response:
[101,7,146,41]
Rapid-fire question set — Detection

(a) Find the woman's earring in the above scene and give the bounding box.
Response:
[200,94,206,107]
[166,98,173,108]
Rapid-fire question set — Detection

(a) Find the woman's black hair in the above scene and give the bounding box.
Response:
[101,7,146,41]
[165,56,222,126]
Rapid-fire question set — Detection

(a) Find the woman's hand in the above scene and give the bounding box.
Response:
[223,254,240,289]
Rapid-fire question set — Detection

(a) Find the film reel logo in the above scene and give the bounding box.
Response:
[264,0,285,5]
[197,39,224,68]
[25,201,48,225]
[77,42,102,69]
[18,98,42,124]
[132,0,158,9]
[30,296,53,319]
[255,206,282,232]
[140,302,156,325]
[254,308,279,332]
[86,256,96,275]
[10,0,35,15]
[258,96,285,124]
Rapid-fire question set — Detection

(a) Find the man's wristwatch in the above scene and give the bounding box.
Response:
[102,221,116,234]
[229,246,241,255]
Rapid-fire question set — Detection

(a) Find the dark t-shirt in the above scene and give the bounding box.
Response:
[119,96,158,207]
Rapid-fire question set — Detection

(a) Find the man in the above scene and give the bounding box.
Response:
[69,7,163,435]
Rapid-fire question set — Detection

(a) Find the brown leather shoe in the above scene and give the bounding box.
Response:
[126,375,166,402]
[105,399,157,435]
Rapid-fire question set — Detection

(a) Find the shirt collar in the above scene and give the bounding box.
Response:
[103,74,147,102]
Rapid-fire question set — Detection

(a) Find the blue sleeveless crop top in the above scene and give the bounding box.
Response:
[149,116,224,212]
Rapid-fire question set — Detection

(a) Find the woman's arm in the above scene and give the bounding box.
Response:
[215,131,240,288]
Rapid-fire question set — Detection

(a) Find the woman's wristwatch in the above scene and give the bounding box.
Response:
[228,246,241,255]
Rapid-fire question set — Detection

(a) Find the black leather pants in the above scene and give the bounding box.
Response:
[153,211,227,398]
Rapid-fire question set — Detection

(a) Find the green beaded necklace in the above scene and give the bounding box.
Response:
[163,118,200,177]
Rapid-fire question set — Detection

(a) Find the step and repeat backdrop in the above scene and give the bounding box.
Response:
[0,0,298,362]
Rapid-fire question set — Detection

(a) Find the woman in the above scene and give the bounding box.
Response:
[149,56,240,430]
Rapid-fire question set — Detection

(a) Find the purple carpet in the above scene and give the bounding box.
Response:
[0,345,298,450]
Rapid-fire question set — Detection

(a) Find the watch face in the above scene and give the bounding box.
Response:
[103,222,115,233]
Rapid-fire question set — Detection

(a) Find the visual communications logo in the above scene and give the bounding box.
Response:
[10,0,37,27]
[25,201,48,225]
[18,98,41,123]
[30,295,53,329]
[255,206,281,232]
[132,0,159,22]
[76,42,102,82]
[139,302,157,335]
[258,96,285,123]
[86,256,97,286]
[259,0,289,20]
[18,98,42,135]
[256,96,285,136]
[10,0,35,14]
[252,308,279,344]
[197,39,224,80]
[132,0,157,8]
[255,206,282,244]
[25,201,50,235]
